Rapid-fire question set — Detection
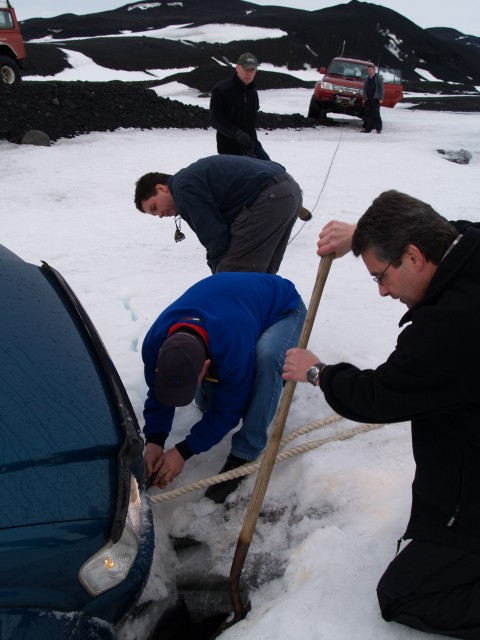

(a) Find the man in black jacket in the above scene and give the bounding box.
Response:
[210,52,270,160]
[283,190,480,639]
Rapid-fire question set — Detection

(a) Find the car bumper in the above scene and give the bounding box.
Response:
[0,609,116,640]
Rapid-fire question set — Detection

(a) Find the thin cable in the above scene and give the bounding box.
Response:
[310,112,346,216]
[288,111,347,246]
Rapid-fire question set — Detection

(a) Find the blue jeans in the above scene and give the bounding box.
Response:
[230,299,306,460]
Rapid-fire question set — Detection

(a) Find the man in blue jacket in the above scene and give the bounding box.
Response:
[283,190,480,639]
[142,272,306,503]
[134,154,307,274]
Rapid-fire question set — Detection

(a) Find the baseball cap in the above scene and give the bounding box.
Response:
[237,52,258,69]
[155,331,206,406]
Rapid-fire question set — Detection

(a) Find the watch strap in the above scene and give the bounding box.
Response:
[307,362,325,385]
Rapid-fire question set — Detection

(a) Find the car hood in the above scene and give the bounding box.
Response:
[0,250,123,528]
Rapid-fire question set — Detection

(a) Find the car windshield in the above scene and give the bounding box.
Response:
[328,61,368,78]
[0,9,14,29]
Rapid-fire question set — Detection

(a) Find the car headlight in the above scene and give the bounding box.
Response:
[321,80,334,90]
[79,475,142,596]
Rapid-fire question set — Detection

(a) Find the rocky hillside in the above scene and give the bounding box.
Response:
[20,0,480,85]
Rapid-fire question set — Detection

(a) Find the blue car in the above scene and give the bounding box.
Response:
[0,244,154,639]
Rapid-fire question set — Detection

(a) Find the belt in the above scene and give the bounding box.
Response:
[246,173,291,208]
[265,173,290,189]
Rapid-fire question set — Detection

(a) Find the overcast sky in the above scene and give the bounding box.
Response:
[13,0,480,37]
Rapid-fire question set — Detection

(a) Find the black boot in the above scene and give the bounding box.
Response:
[298,206,312,221]
[205,454,247,503]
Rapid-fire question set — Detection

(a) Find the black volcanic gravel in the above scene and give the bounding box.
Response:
[1,79,478,145]
[0,80,318,144]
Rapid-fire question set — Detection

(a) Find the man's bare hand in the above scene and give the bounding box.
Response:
[282,348,321,382]
[144,443,165,483]
[149,448,185,488]
[317,220,357,258]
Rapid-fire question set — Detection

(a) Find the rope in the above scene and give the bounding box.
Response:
[149,415,384,504]
[279,412,341,447]
[309,113,346,217]
[287,110,347,246]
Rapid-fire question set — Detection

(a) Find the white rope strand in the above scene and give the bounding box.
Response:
[149,415,383,504]
[279,413,342,448]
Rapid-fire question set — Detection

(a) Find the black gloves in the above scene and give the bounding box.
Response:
[234,130,253,149]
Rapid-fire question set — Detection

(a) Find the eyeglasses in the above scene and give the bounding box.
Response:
[372,262,391,286]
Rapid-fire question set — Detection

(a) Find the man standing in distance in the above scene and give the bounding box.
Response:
[210,52,270,159]
[361,63,384,133]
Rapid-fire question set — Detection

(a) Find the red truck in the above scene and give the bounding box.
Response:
[0,0,26,84]
[308,56,403,121]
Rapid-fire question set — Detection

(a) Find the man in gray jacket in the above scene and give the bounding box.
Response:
[361,63,384,133]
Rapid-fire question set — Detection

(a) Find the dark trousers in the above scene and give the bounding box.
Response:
[215,174,302,274]
[253,139,271,161]
[363,98,382,132]
[217,138,271,160]
[377,539,480,639]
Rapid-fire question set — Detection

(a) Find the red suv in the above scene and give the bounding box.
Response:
[0,0,26,84]
[308,56,403,121]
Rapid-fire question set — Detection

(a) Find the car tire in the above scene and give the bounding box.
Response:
[0,56,22,85]
[307,96,325,120]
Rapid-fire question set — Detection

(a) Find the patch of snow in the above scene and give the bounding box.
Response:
[415,68,441,81]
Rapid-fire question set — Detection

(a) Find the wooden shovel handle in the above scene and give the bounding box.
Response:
[228,254,334,619]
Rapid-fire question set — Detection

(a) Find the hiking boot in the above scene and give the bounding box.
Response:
[298,206,312,221]
[205,454,247,503]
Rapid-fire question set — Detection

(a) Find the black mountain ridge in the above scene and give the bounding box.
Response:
[19,0,480,85]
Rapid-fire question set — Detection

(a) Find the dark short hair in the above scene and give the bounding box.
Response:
[134,172,171,212]
[352,190,458,266]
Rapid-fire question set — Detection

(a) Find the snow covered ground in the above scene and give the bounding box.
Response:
[2,74,480,639]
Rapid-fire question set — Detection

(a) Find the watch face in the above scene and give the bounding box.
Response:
[307,365,319,384]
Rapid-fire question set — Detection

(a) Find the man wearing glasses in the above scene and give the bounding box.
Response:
[282,190,480,639]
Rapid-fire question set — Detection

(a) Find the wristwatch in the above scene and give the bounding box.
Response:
[306,362,325,386]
